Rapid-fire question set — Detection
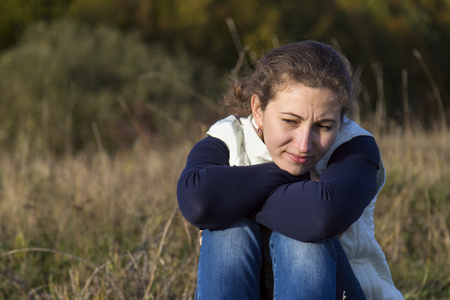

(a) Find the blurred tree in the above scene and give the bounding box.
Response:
[0,0,448,131]
[0,20,218,153]
[0,0,73,48]
[332,0,449,125]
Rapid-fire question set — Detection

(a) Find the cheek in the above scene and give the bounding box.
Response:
[263,129,288,156]
[264,135,279,155]
[265,126,289,144]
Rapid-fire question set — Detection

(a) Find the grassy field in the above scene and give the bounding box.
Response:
[0,128,449,299]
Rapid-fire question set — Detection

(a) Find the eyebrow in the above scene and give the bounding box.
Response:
[279,112,338,124]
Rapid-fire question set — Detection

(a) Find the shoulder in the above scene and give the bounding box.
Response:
[331,136,380,165]
[206,115,246,164]
[186,136,230,167]
[314,119,377,173]
[190,136,229,156]
[207,115,242,138]
[328,133,386,192]
[337,119,373,142]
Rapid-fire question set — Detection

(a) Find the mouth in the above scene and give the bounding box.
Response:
[286,152,313,164]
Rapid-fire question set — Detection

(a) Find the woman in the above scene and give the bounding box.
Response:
[177,41,403,299]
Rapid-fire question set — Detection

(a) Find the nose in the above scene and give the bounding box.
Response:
[294,127,313,153]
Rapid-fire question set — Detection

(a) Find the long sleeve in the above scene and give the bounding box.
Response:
[250,136,380,242]
[177,136,304,229]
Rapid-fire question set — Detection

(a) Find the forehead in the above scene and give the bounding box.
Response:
[269,83,340,115]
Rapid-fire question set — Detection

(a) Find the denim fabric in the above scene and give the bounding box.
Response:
[195,218,366,300]
[270,231,336,299]
[195,218,263,299]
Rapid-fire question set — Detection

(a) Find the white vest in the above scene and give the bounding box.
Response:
[207,115,403,300]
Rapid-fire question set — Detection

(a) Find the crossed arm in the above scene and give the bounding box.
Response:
[177,135,380,242]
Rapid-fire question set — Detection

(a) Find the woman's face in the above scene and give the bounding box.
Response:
[252,83,341,176]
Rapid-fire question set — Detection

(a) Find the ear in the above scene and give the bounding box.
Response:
[251,94,263,127]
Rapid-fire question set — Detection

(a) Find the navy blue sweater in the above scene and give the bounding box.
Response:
[177,135,380,242]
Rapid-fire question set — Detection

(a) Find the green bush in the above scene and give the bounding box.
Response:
[0,19,218,154]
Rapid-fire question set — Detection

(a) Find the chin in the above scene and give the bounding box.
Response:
[276,160,308,176]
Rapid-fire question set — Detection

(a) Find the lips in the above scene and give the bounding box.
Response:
[286,152,312,164]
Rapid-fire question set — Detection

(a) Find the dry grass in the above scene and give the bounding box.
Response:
[0,139,200,299]
[0,129,449,299]
[374,129,450,299]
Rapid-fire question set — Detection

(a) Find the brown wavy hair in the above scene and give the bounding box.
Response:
[221,40,359,120]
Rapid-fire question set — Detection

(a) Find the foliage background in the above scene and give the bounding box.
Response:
[0,0,449,151]
[0,0,449,299]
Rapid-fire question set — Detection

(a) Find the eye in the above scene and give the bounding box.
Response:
[282,119,298,125]
[317,124,333,131]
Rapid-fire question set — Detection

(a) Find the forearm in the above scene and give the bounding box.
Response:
[251,136,380,242]
[251,179,373,241]
[177,136,302,229]
[178,163,298,229]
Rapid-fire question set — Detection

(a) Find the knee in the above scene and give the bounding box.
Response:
[201,218,263,260]
[270,231,334,251]
[269,231,337,270]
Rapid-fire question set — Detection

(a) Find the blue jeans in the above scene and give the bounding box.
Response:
[195,218,365,299]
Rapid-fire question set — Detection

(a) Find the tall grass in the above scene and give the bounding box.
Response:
[0,128,449,299]
[0,138,200,299]
[375,129,450,299]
